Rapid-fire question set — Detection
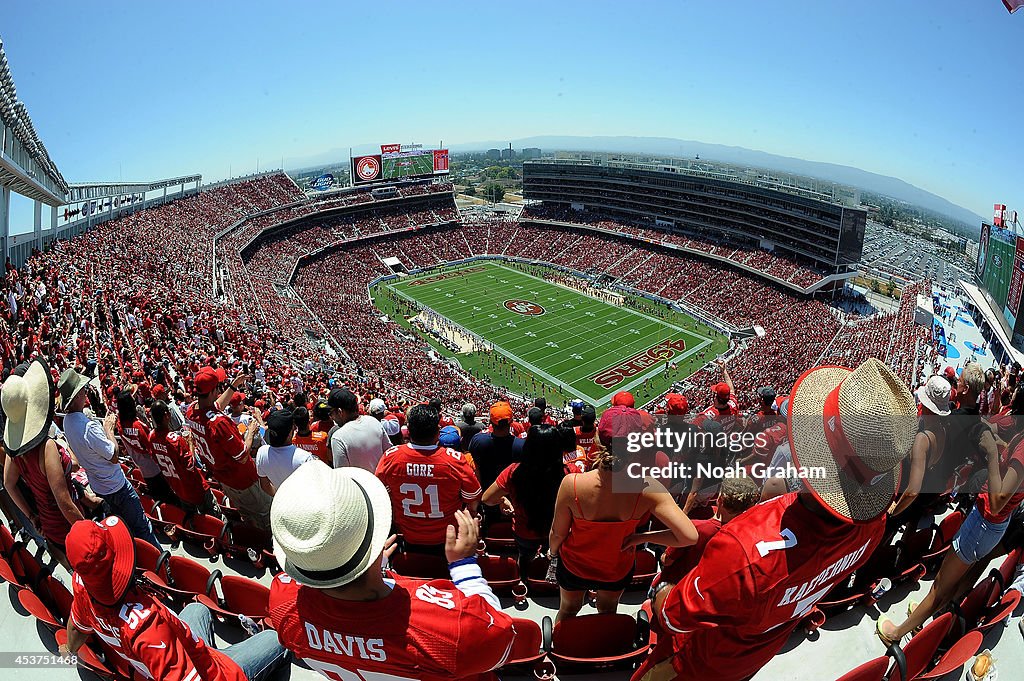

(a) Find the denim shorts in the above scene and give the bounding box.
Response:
[952,505,1010,564]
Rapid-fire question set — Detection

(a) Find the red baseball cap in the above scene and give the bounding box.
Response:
[714,383,732,400]
[66,517,135,607]
[665,393,689,415]
[151,384,167,401]
[943,366,957,380]
[193,367,220,395]
[611,391,635,407]
[215,367,228,384]
[598,405,644,446]
[230,392,245,406]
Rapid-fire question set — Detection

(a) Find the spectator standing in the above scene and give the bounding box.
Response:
[375,405,482,555]
[268,461,516,681]
[185,367,273,530]
[454,403,484,451]
[2,359,85,569]
[115,392,173,503]
[60,517,291,680]
[468,402,524,494]
[482,424,565,578]
[329,388,391,471]
[693,360,742,434]
[59,368,161,550]
[255,410,316,490]
[149,401,219,516]
[291,407,330,465]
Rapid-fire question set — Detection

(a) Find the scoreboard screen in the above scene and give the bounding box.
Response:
[976,221,1024,332]
[351,146,450,185]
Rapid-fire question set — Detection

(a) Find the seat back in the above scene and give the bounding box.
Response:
[391,551,448,579]
[221,575,271,618]
[167,555,216,596]
[888,612,953,681]
[552,613,638,658]
[18,588,61,629]
[505,617,544,664]
[479,554,519,584]
[834,656,888,681]
[0,523,17,557]
[134,537,167,573]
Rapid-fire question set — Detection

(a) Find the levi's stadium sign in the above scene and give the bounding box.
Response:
[504,299,545,316]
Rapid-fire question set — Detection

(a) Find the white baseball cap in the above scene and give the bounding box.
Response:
[367,398,387,416]
[271,460,392,589]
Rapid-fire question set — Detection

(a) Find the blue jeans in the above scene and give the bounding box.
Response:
[100,481,162,551]
[178,603,292,680]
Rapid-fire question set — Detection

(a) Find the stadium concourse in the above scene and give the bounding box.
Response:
[0,173,1022,681]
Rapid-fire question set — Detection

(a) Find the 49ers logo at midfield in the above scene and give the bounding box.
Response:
[504,299,545,316]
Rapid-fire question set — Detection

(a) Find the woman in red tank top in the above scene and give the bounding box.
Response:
[548,446,697,623]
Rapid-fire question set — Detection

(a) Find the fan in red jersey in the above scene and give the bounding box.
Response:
[115,392,173,503]
[692,359,742,434]
[185,367,272,529]
[60,517,291,680]
[375,404,482,555]
[268,460,516,681]
[634,358,917,681]
[149,400,220,515]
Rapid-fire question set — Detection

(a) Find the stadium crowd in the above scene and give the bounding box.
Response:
[0,174,1020,681]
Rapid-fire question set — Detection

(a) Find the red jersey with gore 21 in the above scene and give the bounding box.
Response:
[659,493,885,681]
[268,572,516,681]
[150,428,209,505]
[375,443,482,545]
[70,576,245,681]
[184,403,258,490]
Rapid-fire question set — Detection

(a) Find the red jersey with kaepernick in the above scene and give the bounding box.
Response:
[268,572,516,681]
[185,404,258,490]
[654,492,885,681]
[70,575,245,681]
[375,443,482,545]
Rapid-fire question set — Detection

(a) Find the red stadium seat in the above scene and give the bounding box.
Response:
[150,555,219,603]
[196,574,271,627]
[483,521,516,551]
[834,656,889,681]
[478,554,520,591]
[631,549,658,588]
[915,630,983,679]
[885,612,953,681]
[390,551,448,580]
[56,629,119,680]
[525,555,559,596]
[919,511,965,570]
[501,617,546,669]
[546,613,650,670]
[152,501,188,538]
[221,522,274,568]
[174,513,226,556]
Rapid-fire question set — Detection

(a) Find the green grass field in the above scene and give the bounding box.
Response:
[383,152,434,179]
[379,261,723,406]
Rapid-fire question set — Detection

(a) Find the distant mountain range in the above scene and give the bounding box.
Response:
[286,135,984,229]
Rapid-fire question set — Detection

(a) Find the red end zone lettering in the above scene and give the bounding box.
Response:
[504,299,545,316]
[407,266,486,287]
[590,338,687,389]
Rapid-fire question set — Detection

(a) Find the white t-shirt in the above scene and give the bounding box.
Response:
[255,443,316,489]
[331,415,392,472]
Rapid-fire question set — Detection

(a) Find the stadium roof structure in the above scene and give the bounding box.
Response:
[0,38,69,205]
[958,278,1024,366]
[66,175,202,202]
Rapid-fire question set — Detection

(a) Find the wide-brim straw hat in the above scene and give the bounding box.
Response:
[788,358,917,523]
[1,358,56,456]
[271,460,392,589]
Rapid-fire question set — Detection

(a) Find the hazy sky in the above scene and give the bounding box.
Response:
[3,0,1021,227]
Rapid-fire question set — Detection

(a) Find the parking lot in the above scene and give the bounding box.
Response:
[860,220,972,288]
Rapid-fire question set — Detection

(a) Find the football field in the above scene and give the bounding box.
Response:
[385,262,714,405]
[382,152,434,179]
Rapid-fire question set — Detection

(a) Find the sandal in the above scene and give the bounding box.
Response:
[906,601,923,635]
[876,616,899,647]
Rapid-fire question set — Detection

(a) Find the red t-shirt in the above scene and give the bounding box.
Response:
[70,576,244,681]
[494,463,539,540]
[268,572,515,681]
[657,518,723,587]
[658,493,885,681]
[185,403,258,490]
[150,428,209,505]
[978,437,1024,523]
[375,444,482,544]
[118,419,161,479]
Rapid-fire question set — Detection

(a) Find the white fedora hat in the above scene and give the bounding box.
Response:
[789,358,917,523]
[271,460,392,589]
[1,358,56,456]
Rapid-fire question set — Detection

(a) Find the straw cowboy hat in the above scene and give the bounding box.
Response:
[1,358,56,456]
[789,357,917,523]
[271,460,392,589]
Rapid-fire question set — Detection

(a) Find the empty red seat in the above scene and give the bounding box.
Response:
[149,554,219,603]
[525,555,559,596]
[483,521,516,550]
[886,612,953,681]
[631,549,658,587]
[478,554,520,591]
[221,522,273,567]
[502,617,546,668]
[916,630,983,679]
[834,656,888,681]
[152,501,188,538]
[196,574,272,627]
[391,551,448,580]
[175,513,226,556]
[546,613,650,670]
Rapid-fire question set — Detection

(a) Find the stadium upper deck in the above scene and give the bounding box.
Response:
[522,157,867,279]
